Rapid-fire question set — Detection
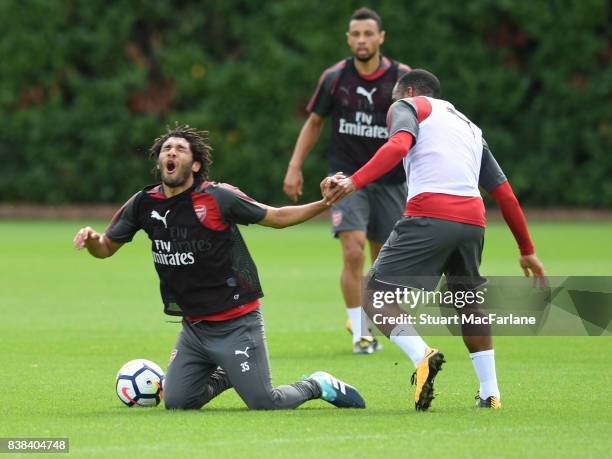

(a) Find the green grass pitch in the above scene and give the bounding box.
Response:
[1,220,611,458]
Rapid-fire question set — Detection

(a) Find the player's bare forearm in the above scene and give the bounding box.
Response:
[259,200,329,229]
[73,226,122,258]
[288,113,324,168]
[283,113,324,202]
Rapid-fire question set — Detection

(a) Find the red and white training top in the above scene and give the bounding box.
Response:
[403,98,482,200]
[350,96,535,255]
[400,97,486,226]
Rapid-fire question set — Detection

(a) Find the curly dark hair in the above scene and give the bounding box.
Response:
[149,124,213,181]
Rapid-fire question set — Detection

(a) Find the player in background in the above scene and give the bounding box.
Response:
[73,125,365,411]
[326,69,545,410]
[283,7,411,354]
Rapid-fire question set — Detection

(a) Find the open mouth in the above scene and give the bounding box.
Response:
[165,160,176,174]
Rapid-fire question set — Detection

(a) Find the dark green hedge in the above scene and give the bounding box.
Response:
[1,0,610,206]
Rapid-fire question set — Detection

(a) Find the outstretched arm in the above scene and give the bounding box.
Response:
[326,131,413,205]
[259,201,328,229]
[261,177,335,228]
[73,226,123,258]
[326,98,420,204]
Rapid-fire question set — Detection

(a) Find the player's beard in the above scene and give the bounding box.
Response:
[160,161,193,189]
[354,49,376,63]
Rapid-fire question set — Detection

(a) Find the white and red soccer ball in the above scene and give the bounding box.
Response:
[115,359,165,407]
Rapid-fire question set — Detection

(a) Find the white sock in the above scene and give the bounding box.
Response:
[470,349,500,400]
[389,325,429,366]
[347,307,370,344]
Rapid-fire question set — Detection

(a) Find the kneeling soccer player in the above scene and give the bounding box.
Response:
[73,125,365,410]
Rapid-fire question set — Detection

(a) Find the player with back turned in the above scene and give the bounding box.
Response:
[73,125,366,411]
[326,69,546,410]
[283,7,411,354]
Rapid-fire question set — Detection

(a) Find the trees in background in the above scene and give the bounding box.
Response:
[1,0,610,206]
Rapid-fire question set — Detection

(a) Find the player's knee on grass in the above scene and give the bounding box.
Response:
[163,385,206,410]
[164,394,204,410]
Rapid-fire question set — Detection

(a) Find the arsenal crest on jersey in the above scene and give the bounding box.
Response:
[194,204,207,223]
[332,210,343,227]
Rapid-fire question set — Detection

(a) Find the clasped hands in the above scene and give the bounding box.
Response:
[319,173,356,206]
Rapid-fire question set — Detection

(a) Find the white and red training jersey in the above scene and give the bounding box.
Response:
[400,97,482,200]
[350,95,534,254]
[387,96,503,227]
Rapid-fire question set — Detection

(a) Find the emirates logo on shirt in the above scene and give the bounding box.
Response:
[338,111,389,139]
[152,240,195,266]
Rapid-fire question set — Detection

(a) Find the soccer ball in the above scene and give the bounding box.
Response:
[115,359,165,407]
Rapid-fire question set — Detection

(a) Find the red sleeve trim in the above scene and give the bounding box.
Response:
[216,182,258,203]
[105,203,128,234]
[306,60,346,112]
[490,181,535,255]
[413,96,432,123]
[351,131,413,189]
[215,182,266,210]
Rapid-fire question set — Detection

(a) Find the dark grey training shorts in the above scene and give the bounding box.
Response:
[331,181,407,243]
[163,309,316,410]
[370,216,486,291]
